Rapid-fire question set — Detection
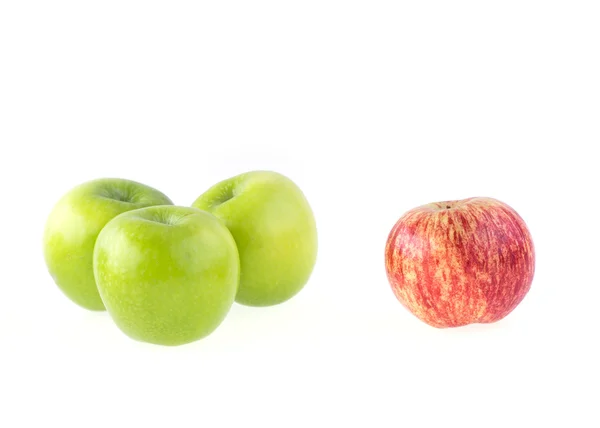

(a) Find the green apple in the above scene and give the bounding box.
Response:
[43,178,173,311]
[93,205,240,346]
[192,171,317,306]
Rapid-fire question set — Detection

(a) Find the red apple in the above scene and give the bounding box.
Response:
[385,197,535,328]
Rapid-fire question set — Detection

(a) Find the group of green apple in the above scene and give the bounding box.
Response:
[43,171,318,346]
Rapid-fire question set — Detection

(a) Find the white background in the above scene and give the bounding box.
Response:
[1,1,599,427]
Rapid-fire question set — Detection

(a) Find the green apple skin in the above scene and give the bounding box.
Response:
[192,171,317,307]
[43,179,173,311]
[93,205,240,346]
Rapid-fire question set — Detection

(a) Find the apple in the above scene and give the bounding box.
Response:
[43,178,173,311]
[192,171,317,306]
[385,197,535,328]
[93,205,240,346]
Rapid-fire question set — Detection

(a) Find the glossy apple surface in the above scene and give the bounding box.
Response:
[192,171,317,306]
[43,178,173,310]
[94,205,240,346]
[385,197,535,328]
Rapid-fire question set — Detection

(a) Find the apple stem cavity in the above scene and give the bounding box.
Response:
[99,187,134,203]
[214,186,236,207]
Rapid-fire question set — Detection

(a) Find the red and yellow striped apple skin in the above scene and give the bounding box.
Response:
[385,197,535,328]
